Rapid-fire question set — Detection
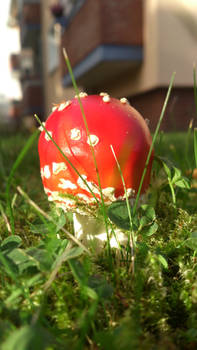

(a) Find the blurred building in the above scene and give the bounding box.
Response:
[0,95,12,125]
[9,0,44,123]
[41,0,75,116]
[59,0,197,131]
[9,0,197,130]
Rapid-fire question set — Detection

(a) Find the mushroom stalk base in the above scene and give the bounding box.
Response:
[73,213,128,252]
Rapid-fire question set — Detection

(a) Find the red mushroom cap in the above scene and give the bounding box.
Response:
[38,93,154,212]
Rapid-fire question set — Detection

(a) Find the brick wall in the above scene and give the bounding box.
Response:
[100,0,143,46]
[61,0,100,74]
[61,0,143,74]
[23,3,41,24]
[22,82,44,115]
[131,88,196,132]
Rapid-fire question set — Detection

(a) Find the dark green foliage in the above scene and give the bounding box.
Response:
[1,130,197,349]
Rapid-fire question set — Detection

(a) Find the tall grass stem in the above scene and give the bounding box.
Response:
[62,48,112,258]
[194,128,197,168]
[193,64,197,119]
[17,186,90,254]
[132,72,176,216]
[35,114,99,205]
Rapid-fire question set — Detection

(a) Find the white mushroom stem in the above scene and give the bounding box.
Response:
[73,212,129,252]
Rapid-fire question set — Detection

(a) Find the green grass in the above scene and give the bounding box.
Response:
[0,127,197,350]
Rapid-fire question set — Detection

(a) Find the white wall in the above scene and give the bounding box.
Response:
[107,0,197,97]
[0,1,21,100]
[157,0,197,86]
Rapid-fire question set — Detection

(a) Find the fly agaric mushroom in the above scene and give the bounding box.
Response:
[38,93,154,251]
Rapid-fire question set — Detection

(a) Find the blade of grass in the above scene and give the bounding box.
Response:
[62,48,102,186]
[63,49,112,257]
[110,145,135,273]
[17,186,90,254]
[34,114,99,206]
[110,146,134,243]
[0,202,11,234]
[6,130,39,235]
[132,72,176,216]
[185,119,193,170]
[35,116,111,257]
[193,64,197,119]
[194,128,197,168]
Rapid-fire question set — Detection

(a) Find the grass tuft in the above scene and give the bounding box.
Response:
[1,67,197,349]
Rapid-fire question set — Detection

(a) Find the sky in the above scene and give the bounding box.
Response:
[0,0,21,100]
